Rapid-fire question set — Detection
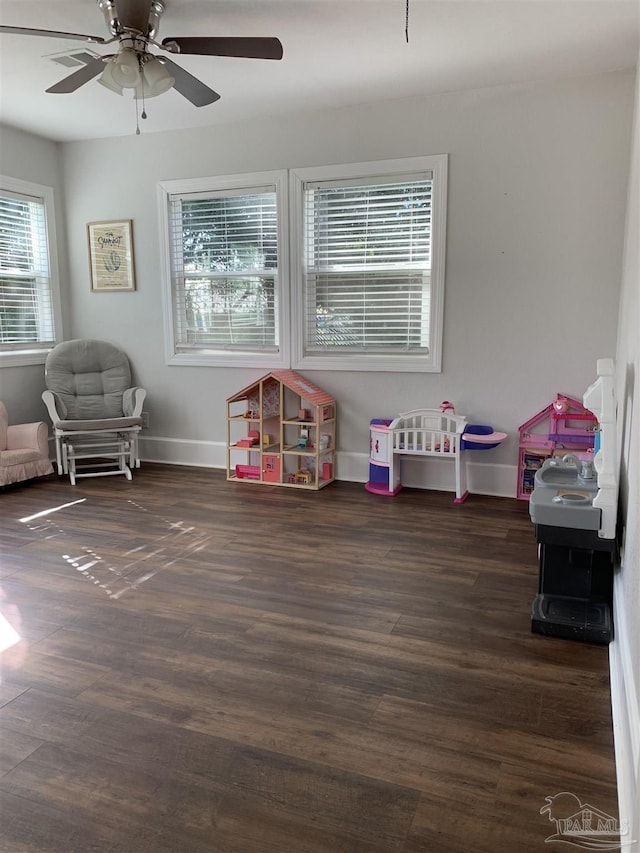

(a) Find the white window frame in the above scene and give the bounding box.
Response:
[158,170,290,368]
[290,155,447,372]
[0,176,62,368]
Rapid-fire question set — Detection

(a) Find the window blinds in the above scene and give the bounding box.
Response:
[167,188,279,351]
[303,176,432,353]
[0,190,54,349]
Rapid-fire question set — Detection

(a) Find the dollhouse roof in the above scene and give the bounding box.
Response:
[227,370,335,407]
[518,394,593,434]
[518,403,555,435]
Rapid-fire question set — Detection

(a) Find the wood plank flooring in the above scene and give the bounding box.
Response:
[0,465,619,852]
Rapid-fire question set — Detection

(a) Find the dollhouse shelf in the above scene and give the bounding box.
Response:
[517,393,597,500]
[226,370,336,491]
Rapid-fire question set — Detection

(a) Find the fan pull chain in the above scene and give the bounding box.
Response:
[405,0,410,43]
[140,63,148,120]
[135,93,140,135]
[134,55,148,135]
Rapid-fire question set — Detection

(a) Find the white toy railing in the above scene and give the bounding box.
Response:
[388,409,469,502]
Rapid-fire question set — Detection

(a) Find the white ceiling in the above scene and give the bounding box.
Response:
[0,0,638,143]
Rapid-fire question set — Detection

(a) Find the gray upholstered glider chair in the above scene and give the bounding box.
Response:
[42,339,146,484]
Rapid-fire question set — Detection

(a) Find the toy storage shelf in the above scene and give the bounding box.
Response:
[518,440,555,501]
[226,371,336,491]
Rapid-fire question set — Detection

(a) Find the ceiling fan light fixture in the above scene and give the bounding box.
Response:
[132,81,159,100]
[3,0,282,114]
[98,60,123,95]
[110,48,140,87]
[142,56,174,96]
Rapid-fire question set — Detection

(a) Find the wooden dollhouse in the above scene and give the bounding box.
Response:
[226,370,336,490]
[517,393,597,500]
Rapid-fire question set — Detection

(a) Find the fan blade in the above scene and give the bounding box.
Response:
[160,57,220,107]
[0,24,106,44]
[46,57,106,94]
[161,36,283,60]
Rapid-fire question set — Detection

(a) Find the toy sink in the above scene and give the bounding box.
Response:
[530,459,599,529]
[534,460,598,492]
[529,485,600,531]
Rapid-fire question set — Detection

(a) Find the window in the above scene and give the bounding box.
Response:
[159,156,447,372]
[0,176,61,366]
[158,171,289,367]
[291,155,447,372]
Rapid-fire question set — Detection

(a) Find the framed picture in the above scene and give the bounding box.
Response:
[88,220,136,292]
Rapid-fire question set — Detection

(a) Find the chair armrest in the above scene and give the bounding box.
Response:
[7,421,50,458]
[122,387,146,417]
[42,389,67,423]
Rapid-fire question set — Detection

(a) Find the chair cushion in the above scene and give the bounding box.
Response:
[45,339,132,420]
[55,416,143,431]
[0,449,54,486]
[1,448,43,466]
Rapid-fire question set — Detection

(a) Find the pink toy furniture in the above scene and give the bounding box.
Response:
[366,409,507,502]
[226,370,336,490]
[0,401,53,486]
[517,393,597,500]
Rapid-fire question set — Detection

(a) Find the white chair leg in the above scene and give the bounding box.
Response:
[54,432,64,475]
[129,433,138,469]
[61,438,70,475]
[67,444,76,485]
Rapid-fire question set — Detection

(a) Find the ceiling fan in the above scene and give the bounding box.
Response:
[0,0,284,108]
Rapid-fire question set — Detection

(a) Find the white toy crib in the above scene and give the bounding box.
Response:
[388,409,470,503]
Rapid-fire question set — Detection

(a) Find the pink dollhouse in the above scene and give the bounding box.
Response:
[517,393,597,500]
[226,370,336,490]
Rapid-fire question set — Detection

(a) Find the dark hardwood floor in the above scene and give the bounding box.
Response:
[0,465,619,852]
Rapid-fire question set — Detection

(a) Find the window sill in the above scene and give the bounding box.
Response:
[293,353,442,373]
[167,350,289,369]
[0,348,51,368]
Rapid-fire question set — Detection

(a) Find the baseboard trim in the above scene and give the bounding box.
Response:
[610,570,640,852]
[139,438,517,497]
[139,435,224,468]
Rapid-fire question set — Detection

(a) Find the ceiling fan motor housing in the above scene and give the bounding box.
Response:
[147,2,166,40]
[97,0,121,37]
[97,0,166,40]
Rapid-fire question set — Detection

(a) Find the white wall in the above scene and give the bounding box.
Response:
[1,70,634,492]
[0,123,69,424]
[611,65,640,851]
[57,70,635,492]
